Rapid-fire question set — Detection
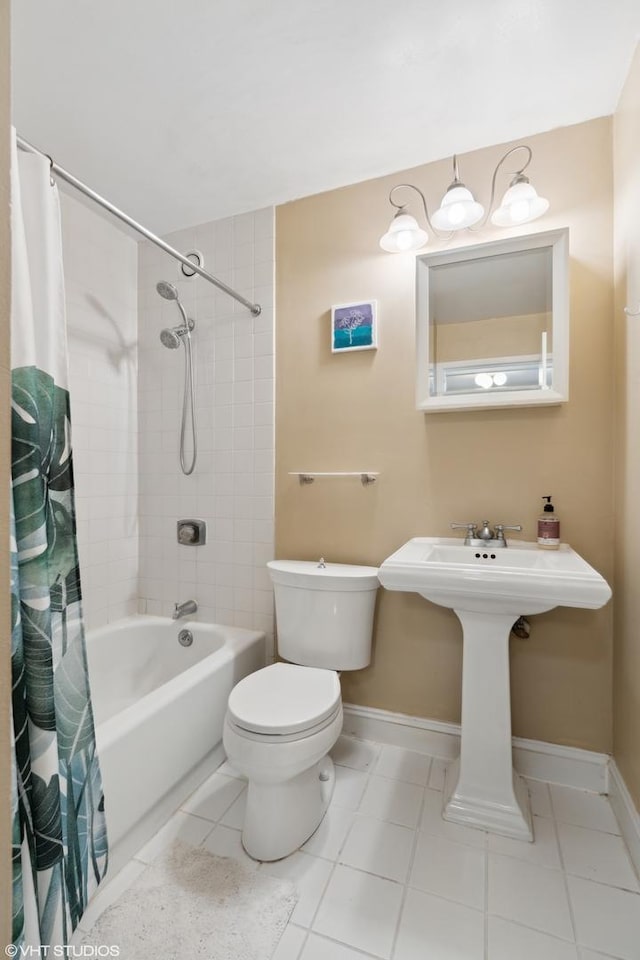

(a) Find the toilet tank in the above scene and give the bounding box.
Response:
[267,560,379,670]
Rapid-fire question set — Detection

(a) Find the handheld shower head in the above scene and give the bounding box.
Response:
[156,280,179,301]
[159,318,195,349]
[156,278,189,327]
[160,327,182,349]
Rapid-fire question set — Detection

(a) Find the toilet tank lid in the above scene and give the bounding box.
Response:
[267,560,379,591]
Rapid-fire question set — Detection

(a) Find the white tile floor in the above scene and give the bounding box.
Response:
[83,736,640,960]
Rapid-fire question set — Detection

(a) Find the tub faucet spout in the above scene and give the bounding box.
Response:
[173,599,198,620]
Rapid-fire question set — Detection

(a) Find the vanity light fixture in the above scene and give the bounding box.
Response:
[379,145,549,253]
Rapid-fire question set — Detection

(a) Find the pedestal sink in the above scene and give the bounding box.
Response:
[377,538,612,841]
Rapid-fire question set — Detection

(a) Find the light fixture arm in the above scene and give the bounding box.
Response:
[473,144,534,230]
[388,183,453,240]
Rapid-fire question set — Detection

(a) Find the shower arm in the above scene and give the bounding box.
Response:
[16,133,262,318]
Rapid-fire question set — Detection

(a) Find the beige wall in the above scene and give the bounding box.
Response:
[276,117,615,753]
[0,0,11,945]
[613,44,640,809]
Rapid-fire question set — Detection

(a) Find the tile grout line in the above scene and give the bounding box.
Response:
[487,912,591,949]
[325,744,405,959]
[179,771,247,825]
[545,786,640,947]
[387,757,432,960]
[291,747,378,959]
[308,933,384,960]
[549,786,580,949]
[299,930,385,960]
[195,804,239,858]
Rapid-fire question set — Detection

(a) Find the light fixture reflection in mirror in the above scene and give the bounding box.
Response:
[379,146,549,253]
[435,358,552,397]
[474,371,509,389]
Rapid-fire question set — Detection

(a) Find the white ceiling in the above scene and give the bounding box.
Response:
[11,1,640,235]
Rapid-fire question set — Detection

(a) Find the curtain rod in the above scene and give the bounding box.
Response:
[16,134,261,317]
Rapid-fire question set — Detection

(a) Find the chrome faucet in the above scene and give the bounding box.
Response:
[478,520,495,541]
[450,521,522,548]
[172,599,198,620]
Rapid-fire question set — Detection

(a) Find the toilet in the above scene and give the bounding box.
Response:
[223,559,379,861]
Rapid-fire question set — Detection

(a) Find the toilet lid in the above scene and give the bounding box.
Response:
[228,663,341,736]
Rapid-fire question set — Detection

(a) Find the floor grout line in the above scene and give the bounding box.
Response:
[550,784,582,949]
[301,930,387,960]
[387,778,429,960]
[293,751,376,959]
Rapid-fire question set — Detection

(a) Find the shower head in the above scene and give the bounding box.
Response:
[159,317,195,349]
[156,280,179,301]
[156,278,189,327]
[160,327,182,349]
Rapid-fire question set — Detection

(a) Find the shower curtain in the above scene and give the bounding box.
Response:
[10,131,108,949]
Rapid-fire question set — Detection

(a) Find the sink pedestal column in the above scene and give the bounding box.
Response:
[443,609,533,841]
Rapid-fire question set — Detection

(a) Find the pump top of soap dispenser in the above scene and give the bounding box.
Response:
[542,496,555,513]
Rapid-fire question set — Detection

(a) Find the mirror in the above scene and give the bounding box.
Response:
[416,228,569,411]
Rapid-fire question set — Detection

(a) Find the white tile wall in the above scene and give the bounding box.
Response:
[137,208,275,653]
[61,193,139,630]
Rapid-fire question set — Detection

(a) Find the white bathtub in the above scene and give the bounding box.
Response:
[86,615,265,871]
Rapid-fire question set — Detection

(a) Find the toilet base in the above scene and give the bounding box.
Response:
[242,756,335,861]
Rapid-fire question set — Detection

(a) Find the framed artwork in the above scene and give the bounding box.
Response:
[331,300,377,353]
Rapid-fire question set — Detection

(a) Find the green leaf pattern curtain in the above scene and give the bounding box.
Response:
[10,132,108,949]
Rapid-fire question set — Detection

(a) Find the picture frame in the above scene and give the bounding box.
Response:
[331,300,378,353]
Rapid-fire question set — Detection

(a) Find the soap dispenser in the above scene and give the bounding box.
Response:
[537,495,560,550]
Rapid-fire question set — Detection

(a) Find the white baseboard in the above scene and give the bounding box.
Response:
[342,703,609,793]
[512,736,608,792]
[608,759,640,879]
[343,703,460,759]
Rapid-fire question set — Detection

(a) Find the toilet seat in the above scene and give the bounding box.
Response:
[227,662,341,738]
[225,703,342,744]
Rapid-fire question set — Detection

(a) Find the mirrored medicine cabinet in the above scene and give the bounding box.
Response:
[415,228,569,412]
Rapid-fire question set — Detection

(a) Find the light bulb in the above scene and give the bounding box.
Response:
[379,212,428,253]
[474,373,493,389]
[446,203,467,226]
[508,200,532,223]
[492,179,549,227]
[492,372,508,386]
[395,231,415,251]
[432,184,484,232]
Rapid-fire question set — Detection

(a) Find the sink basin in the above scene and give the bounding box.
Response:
[377,537,612,615]
[378,536,612,842]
